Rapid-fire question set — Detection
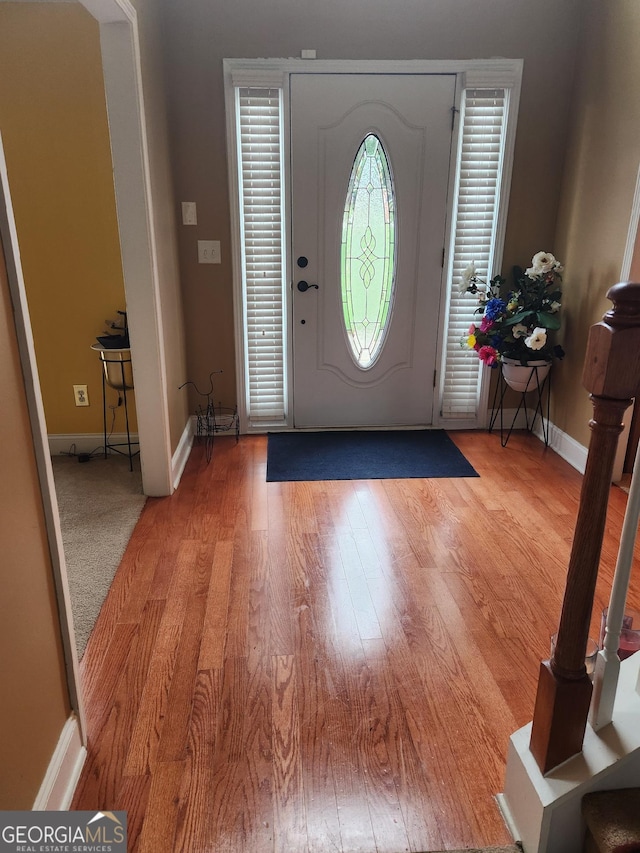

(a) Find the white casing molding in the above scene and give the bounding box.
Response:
[80,0,174,497]
[172,417,194,490]
[32,715,86,811]
[0,136,86,738]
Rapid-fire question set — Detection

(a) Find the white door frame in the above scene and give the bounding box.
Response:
[0,135,87,736]
[1,0,175,740]
[81,0,173,497]
[224,58,523,432]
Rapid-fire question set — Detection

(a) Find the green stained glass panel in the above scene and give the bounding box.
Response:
[341,133,396,369]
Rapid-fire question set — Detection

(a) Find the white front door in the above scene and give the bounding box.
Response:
[291,73,455,428]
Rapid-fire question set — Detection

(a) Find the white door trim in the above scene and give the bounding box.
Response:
[0,0,177,755]
[0,134,87,739]
[224,58,523,432]
[80,0,173,496]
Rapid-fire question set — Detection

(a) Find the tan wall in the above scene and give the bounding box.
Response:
[0,3,135,437]
[0,233,71,808]
[553,1,640,447]
[159,0,585,412]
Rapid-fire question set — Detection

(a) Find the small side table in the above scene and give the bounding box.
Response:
[489,361,551,447]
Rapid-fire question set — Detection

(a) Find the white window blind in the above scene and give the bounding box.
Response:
[237,87,286,422]
[441,88,506,420]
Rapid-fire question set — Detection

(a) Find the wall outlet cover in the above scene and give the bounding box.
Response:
[198,240,221,264]
[73,384,89,407]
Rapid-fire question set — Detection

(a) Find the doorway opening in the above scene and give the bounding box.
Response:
[1,0,175,747]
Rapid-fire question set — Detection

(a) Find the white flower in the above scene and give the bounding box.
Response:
[512,323,528,339]
[526,251,558,277]
[549,301,561,313]
[524,327,547,350]
[459,262,477,293]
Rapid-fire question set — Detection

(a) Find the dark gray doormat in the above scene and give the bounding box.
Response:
[266,429,479,482]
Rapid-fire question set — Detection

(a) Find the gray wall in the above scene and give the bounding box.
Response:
[160,0,584,414]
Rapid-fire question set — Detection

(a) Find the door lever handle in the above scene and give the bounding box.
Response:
[297,280,319,292]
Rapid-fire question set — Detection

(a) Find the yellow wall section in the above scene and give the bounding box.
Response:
[0,3,136,437]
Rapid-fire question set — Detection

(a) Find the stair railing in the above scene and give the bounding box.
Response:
[589,437,640,730]
[529,281,640,775]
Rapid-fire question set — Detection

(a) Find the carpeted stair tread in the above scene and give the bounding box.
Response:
[582,788,640,853]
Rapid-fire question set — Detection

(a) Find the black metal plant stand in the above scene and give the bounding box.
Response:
[179,371,239,464]
[489,361,551,448]
[99,355,139,471]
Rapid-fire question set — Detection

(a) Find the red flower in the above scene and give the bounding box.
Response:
[478,345,499,366]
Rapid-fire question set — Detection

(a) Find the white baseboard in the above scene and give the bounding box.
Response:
[50,421,195,492]
[172,417,194,490]
[532,418,588,474]
[48,433,139,457]
[484,406,589,475]
[33,714,86,811]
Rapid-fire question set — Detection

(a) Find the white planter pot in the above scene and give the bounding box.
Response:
[501,358,551,393]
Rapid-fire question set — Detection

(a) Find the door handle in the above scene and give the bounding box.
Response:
[297,280,319,292]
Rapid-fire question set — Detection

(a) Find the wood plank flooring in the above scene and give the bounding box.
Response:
[72,430,640,852]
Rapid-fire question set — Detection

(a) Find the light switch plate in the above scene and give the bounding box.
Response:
[198,240,221,264]
[181,201,197,225]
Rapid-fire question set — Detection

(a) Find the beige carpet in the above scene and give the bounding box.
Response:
[52,453,146,658]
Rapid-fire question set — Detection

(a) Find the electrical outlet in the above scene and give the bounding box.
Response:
[73,384,89,407]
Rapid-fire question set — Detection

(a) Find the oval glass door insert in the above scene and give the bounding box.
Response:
[341,133,397,369]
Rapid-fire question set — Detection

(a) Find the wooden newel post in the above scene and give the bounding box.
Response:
[530,281,640,774]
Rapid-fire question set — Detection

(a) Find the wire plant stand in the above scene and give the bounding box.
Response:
[179,371,239,463]
[488,361,551,448]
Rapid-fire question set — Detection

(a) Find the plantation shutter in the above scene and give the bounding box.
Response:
[237,87,286,422]
[441,88,506,420]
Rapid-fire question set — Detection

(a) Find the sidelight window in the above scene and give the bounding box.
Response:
[441,88,508,421]
[236,87,286,422]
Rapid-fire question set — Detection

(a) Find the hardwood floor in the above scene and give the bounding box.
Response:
[72,430,640,852]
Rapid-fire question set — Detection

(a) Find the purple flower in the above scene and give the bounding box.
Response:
[484,298,506,321]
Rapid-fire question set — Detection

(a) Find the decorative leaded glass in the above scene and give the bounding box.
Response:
[341,133,396,369]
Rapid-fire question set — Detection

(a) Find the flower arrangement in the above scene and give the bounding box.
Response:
[460,251,565,367]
